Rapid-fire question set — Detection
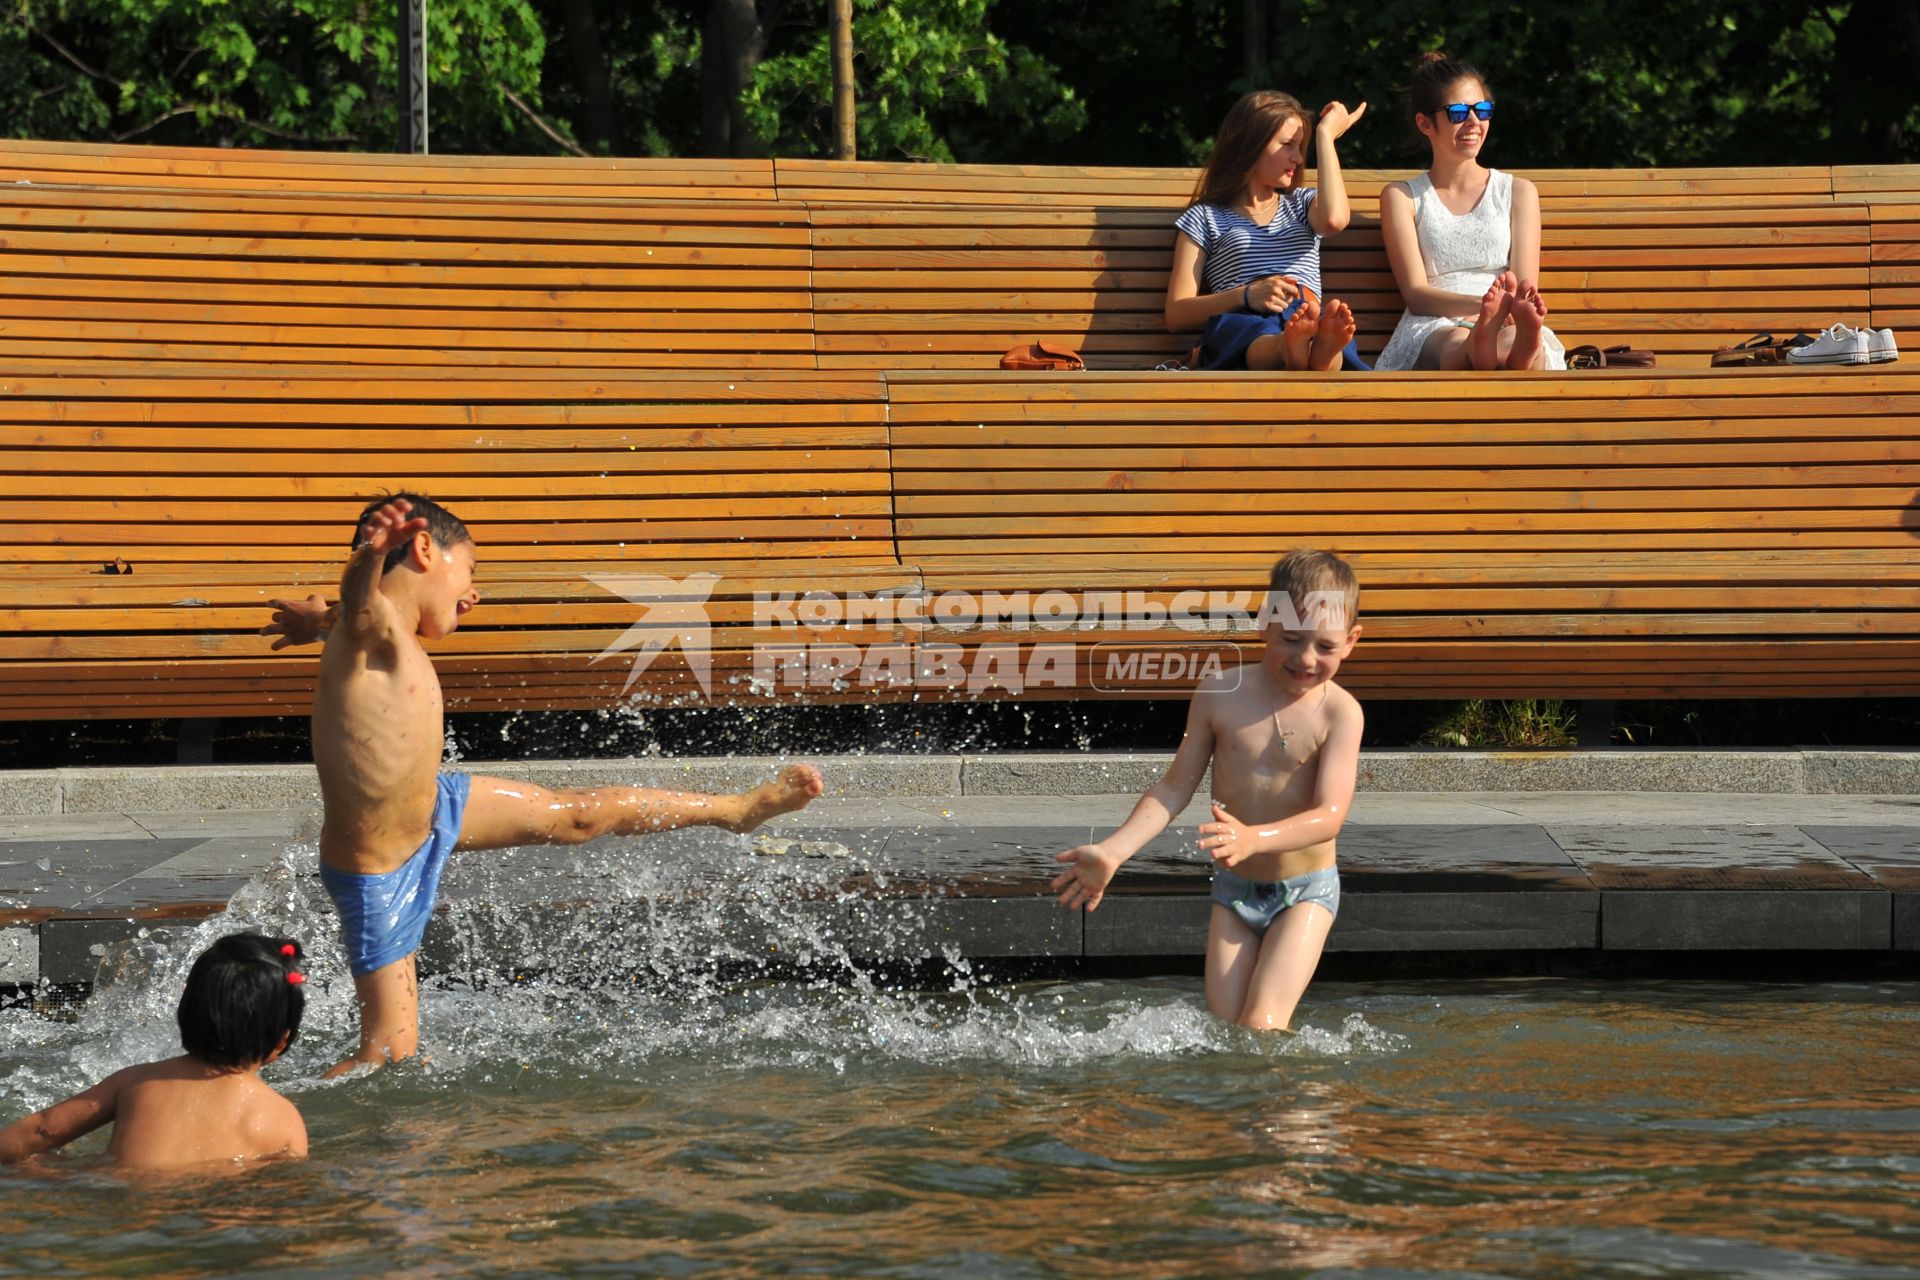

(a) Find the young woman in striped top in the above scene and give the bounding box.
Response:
[1166,90,1369,372]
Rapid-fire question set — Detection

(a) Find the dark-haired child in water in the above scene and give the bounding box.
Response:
[0,933,309,1170]
[1167,90,1371,372]
[263,495,823,1076]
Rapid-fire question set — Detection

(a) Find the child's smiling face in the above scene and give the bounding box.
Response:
[414,538,478,640]
[1257,595,1360,695]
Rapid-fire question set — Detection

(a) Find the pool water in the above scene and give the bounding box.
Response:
[2,848,1916,1278]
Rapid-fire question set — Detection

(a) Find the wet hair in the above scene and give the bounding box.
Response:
[1406,49,1490,139]
[1191,90,1313,209]
[177,933,306,1070]
[1267,549,1359,631]
[351,492,471,574]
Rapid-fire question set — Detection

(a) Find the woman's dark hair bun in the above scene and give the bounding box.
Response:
[1413,50,1450,70]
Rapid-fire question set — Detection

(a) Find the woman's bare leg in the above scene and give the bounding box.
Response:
[1418,326,1475,371]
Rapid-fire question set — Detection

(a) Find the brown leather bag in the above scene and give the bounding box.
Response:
[1567,344,1657,370]
[1000,340,1085,371]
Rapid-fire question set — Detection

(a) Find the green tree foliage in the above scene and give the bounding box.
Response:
[742,0,1084,161]
[2,0,547,149]
[2,0,1915,165]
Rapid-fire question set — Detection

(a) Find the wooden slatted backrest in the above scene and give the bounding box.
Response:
[0,138,777,200]
[808,167,1879,370]
[885,367,1920,560]
[1840,167,1920,349]
[0,366,892,566]
[882,366,1920,698]
[0,183,814,369]
[0,363,916,718]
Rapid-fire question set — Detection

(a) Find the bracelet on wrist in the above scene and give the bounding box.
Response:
[1242,283,1252,311]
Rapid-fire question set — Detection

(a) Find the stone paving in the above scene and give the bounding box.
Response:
[2,790,1916,985]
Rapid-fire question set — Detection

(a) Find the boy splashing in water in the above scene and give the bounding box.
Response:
[1052,550,1364,1030]
[268,495,822,1074]
[0,933,309,1170]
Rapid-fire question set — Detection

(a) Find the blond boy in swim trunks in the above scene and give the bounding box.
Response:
[265,495,823,1075]
[1051,550,1363,1030]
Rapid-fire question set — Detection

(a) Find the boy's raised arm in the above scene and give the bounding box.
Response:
[1201,697,1364,866]
[335,499,426,646]
[1052,691,1217,911]
[0,1073,122,1163]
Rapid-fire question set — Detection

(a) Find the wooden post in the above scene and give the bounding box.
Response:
[830,0,856,160]
[398,0,429,154]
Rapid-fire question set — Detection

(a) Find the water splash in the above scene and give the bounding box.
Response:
[1,836,1402,1111]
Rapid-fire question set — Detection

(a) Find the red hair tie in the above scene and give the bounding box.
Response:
[280,944,297,958]
[287,971,307,985]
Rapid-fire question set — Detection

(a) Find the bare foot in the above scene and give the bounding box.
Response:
[1279,297,1318,371]
[1308,298,1357,371]
[729,764,825,833]
[1470,279,1511,371]
[1507,282,1548,370]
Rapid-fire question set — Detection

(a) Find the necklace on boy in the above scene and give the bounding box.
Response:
[1272,682,1328,754]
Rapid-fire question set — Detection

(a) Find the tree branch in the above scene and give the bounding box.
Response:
[114,103,206,141]
[500,83,591,157]
[27,24,113,82]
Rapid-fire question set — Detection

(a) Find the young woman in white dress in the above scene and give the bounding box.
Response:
[1374,52,1565,371]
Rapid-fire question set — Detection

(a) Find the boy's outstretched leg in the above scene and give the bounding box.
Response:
[455,764,825,852]
[325,956,421,1078]
[1235,904,1334,1031]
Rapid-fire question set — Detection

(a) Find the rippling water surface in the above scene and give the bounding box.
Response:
[2,847,1916,1278]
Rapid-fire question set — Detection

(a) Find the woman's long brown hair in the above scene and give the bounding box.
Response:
[1190,90,1311,209]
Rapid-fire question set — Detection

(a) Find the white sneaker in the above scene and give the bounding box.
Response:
[1867,328,1899,364]
[1786,324,1873,366]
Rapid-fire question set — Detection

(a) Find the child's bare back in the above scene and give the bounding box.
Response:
[0,934,309,1171]
[96,1056,306,1170]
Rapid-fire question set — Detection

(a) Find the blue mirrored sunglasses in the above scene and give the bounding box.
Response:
[1442,100,1495,124]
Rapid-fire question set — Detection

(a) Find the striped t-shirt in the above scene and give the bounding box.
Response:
[1174,189,1322,301]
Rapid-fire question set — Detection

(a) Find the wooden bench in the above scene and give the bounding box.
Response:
[0,138,777,200]
[1,143,1915,718]
[0,367,908,719]
[885,367,1920,699]
[805,168,1879,370]
[0,181,814,370]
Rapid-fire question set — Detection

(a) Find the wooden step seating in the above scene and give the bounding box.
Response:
[0,181,812,370]
[806,168,1878,370]
[0,138,777,201]
[1843,166,1920,341]
[0,368,907,719]
[885,367,1920,699]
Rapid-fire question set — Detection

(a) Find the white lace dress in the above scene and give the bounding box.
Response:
[1373,169,1566,371]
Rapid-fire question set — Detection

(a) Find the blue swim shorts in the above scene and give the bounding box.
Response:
[319,771,472,977]
[1210,865,1340,933]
